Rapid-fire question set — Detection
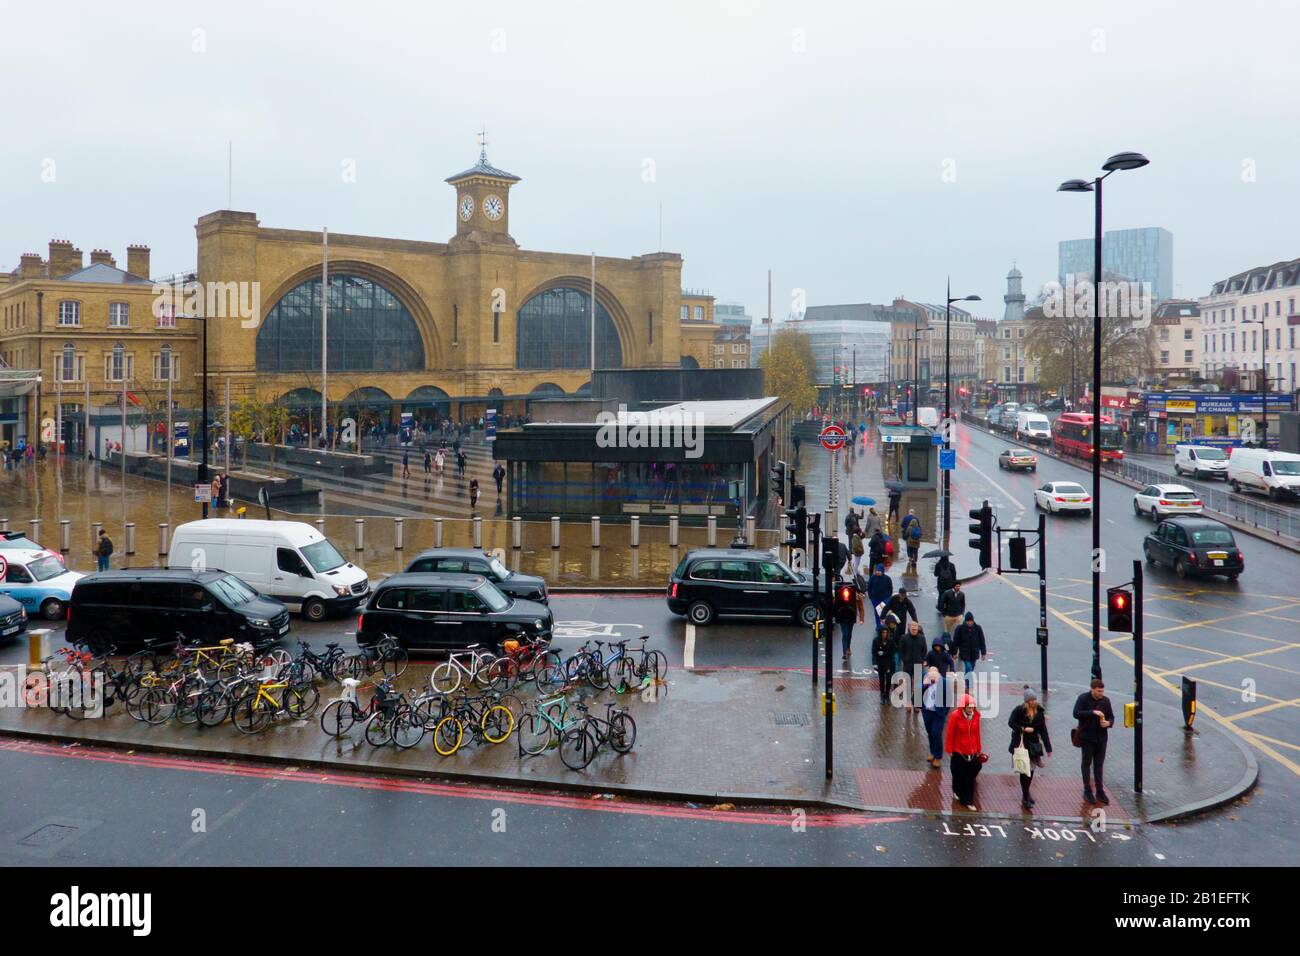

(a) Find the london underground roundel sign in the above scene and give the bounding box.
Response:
[819,424,847,451]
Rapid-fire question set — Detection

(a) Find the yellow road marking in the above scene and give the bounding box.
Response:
[1221,697,1300,723]
[1150,644,1300,680]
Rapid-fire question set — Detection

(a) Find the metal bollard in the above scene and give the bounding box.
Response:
[354,518,365,551]
[745,515,756,546]
[394,518,404,550]
[434,517,444,548]
[551,516,560,549]
[591,516,600,549]
[158,523,170,555]
[29,519,41,543]
[28,630,48,668]
[473,516,483,548]
[707,515,717,547]
[629,515,640,548]
[60,519,71,553]
[511,516,522,549]
[669,514,679,547]
[0,517,8,531]
[125,522,136,555]
[315,518,325,535]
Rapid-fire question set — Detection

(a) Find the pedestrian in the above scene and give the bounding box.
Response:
[920,663,950,768]
[1072,678,1114,805]
[792,434,801,458]
[925,634,956,679]
[868,528,887,570]
[883,586,917,640]
[939,581,966,635]
[900,508,918,538]
[898,619,929,711]
[95,529,113,573]
[871,624,897,703]
[850,526,866,579]
[456,449,467,478]
[887,488,902,531]
[951,611,987,685]
[1009,686,1053,810]
[469,478,480,511]
[835,581,861,663]
[944,693,985,811]
[423,450,432,475]
[904,513,923,572]
[866,563,893,627]
[864,507,883,537]
[401,450,410,479]
[435,449,445,475]
[933,553,957,599]
[493,461,505,495]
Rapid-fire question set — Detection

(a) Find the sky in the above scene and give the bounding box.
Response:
[2,0,1297,325]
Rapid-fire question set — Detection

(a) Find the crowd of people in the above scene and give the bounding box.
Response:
[830,504,1114,813]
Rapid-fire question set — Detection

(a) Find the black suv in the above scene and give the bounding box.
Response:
[1143,516,1244,581]
[0,593,27,642]
[68,570,291,652]
[357,573,553,653]
[667,548,817,627]
[403,548,547,604]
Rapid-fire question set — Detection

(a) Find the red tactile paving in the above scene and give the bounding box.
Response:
[854,766,1131,820]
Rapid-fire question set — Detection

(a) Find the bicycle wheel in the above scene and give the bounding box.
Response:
[517,713,553,756]
[381,645,409,678]
[411,696,444,731]
[139,686,175,725]
[429,661,462,695]
[528,650,562,683]
[647,650,669,681]
[586,657,610,691]
[609,712,637,754]
[607,657,637,694]
[391,706,426,750]
[432,716,464,756]
[232,695,272,735]
[320,699,357,737]
[364,712,394,747]
[559,726,597,770]
[535,661,566,693]
[285,681,320,720]
[174,679,205,725]
[483,656,517,692]
[480,704,515,744]
[196,686,232,727]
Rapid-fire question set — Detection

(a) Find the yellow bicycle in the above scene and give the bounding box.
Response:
[232,676,319,734]
[433,694,515,756]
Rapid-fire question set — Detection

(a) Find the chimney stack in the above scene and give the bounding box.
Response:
[126,244,151,279]
[18,253,46,278]
[47,240,83,278]
[89,249,116,267]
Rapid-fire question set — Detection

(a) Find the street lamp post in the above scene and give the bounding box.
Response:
[944,280,981,538]
[1241,317,1268,446]
[1058,150,1150,682]
[176,315,210,518]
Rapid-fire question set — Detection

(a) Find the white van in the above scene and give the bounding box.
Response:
[168,519,370,621]
[917,406,940,428]
[1015,411,1052,444]
[1174,444,1230,480]
[1226,448,1300,501]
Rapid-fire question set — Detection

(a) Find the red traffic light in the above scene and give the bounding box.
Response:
[838,586,853,603]
[1113,594,1127,609]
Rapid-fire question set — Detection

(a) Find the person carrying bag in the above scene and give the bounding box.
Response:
[1009,686,1052,810]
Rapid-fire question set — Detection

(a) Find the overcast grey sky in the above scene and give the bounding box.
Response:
[3,0,1297,322]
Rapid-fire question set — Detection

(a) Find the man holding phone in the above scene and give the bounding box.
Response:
[1072,678,1115,805]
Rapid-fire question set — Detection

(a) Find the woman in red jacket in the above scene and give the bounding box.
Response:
[944,693,983,811]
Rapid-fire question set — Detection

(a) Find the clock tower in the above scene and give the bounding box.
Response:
[446,135,520,246]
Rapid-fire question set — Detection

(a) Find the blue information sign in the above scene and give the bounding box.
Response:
[939,448,956,470]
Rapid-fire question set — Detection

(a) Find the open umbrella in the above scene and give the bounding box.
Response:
[850,495,876,507]
[884,480,906,492]
[923,548,952,558]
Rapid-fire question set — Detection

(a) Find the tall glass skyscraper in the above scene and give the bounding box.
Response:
[1059,226,1173,303]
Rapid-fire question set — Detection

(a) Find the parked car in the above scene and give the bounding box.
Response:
[998,448,1038,471]
[0,548,83,620]
[666,548,818,627]
[1033,481,1092,513]
[0,593,27,641]
[1015,411,1052,444]
[1173,444,1230,480]
[1039,397,1065,411]
[1226,448,1300,501]
[168,519,370,620]
[1143,516,1243,581]
[356,573,552,653]
[67,569,291,652]
[404,548,547,604]
[1133,484,1203,519]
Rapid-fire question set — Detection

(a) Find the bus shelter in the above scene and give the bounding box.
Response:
[877,424,938,489]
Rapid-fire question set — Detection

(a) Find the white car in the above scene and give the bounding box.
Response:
[0,548,84,620]
[1034,481,1092,513]
[1133,484,1204,520]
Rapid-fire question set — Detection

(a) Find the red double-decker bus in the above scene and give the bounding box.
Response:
[1052,412,1124,462]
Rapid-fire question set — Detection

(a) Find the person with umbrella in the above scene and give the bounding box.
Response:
[933,552,957,603]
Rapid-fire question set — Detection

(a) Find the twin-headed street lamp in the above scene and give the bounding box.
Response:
[1057,150,1150,681]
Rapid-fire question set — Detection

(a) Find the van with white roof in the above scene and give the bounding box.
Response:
[1015,410,1052,444]
[1226,448,1300,501]
[168,519,370,621]
[1173,444,1230,480]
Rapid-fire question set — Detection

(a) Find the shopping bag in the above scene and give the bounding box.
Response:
[1012,745,1032,776]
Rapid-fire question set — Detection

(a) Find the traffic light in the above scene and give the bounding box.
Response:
[1008,535,1027,571]
[790,482,806,508]
[834,582,855,615]
[783,506,807,552]
[1107,586,1133,633]
[822,533,839,573]
[967,501,993,569]
[769,460,786,501]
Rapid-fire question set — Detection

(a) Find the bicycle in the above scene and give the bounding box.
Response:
[432,693,515,756]
[486,634,554,689]
[232,675,319,734]
[428,644,501,695]
[535,640,603,692]
[517,695,583,757]
[291,640,351,683]
[319,677,423,749]
[559,701,636,771]
[606,637,670,693]
[347,634,409,679]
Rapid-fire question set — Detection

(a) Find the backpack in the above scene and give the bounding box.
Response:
[852,535,864,557]
[908,522,922,542]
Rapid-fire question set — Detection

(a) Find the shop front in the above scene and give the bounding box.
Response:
[1142,392,1296,452]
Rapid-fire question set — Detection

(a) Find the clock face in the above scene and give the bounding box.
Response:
[458,194,475,221]
[483,195,504,221]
